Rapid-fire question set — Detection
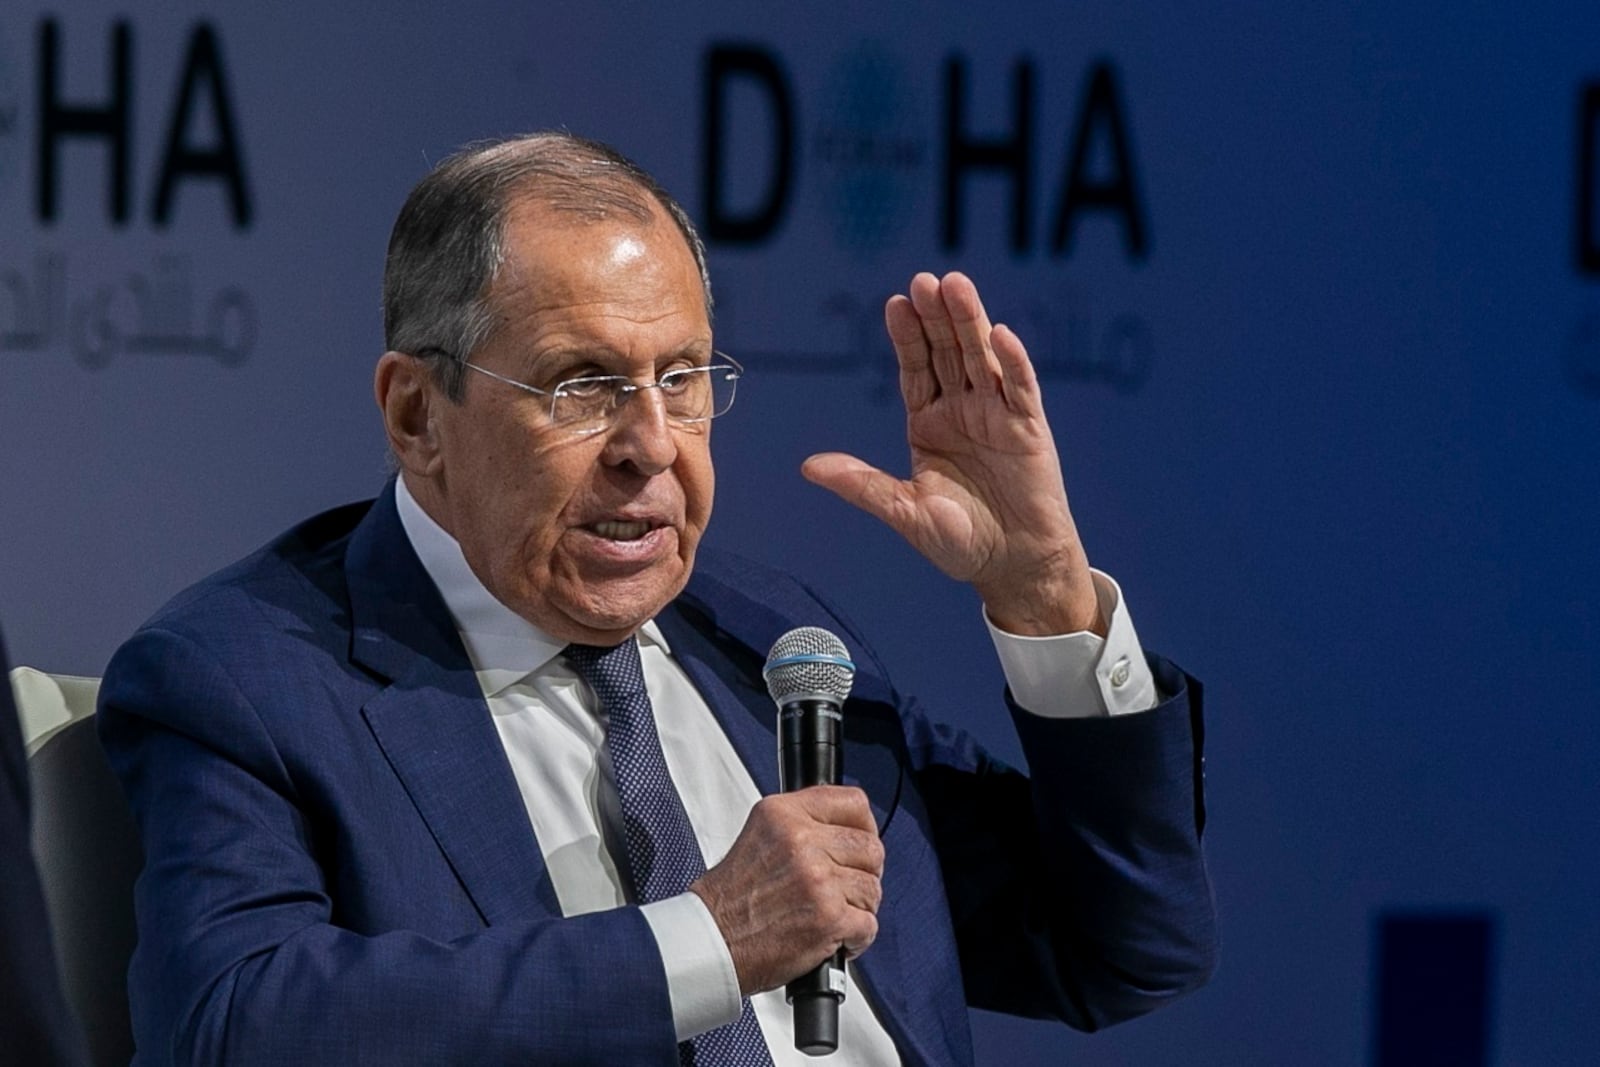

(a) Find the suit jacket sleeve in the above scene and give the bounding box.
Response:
[808,583,1215,1033]
[905,656,1215,1029]
[99,623,682,1067]
[668,551,1216,1046]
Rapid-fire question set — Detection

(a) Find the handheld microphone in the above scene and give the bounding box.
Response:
[763,627,856,1057]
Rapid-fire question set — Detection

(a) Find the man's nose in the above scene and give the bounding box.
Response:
[600,386,678,474]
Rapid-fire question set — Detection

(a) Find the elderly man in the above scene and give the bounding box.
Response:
[100,132,1214,1065]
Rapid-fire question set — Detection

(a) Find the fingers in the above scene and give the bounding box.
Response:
[790,783,889,870]
[940,272,1004,392]
[990,322,1043,417]
[691,787,885,994]
[837,872,882,961]
[908,272,965,395]
[888,271,1009,401]
[766,789,884,955]
[885,294,936,410]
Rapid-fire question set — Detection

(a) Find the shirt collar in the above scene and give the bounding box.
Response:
[393,475,670,698]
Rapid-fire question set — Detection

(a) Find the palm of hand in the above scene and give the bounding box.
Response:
[898,384,1072,591]
[803,271,1098,635]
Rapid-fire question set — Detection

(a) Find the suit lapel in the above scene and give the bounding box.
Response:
[338,503,954,1063]
[660,581,952,1066]
[655,600,901,823]
[346,483,559,923]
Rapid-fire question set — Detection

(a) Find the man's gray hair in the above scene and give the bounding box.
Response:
[382,131,713,400]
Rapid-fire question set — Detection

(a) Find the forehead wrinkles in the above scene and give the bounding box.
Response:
[496,211,652,304]
[487,208,706,359]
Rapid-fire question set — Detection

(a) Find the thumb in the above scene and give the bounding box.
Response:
[801,452,917,537]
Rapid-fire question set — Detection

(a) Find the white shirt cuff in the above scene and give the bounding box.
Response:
[985,570,1159,717]
[640,892,744,1040]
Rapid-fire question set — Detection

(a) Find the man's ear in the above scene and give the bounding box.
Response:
[375,351,443,475]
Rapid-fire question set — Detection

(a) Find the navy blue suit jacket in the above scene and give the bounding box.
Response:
[99,484,1215,1065]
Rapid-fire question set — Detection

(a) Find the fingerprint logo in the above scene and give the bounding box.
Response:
[811,43,928,257]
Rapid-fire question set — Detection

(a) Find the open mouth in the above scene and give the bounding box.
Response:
[589,519,656,542]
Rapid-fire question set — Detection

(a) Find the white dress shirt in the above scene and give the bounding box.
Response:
[393,475,1157,1064]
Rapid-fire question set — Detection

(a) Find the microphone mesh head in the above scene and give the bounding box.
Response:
[763,626,855,705]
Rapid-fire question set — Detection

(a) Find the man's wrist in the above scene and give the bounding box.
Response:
[986,570,1158,717]
[977,555,1105,638]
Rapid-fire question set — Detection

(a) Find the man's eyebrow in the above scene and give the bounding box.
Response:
[523,341,714,376]
[517,346,615,378]
[663,340,717,364]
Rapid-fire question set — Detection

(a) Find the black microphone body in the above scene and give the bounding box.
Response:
[779,697,842,793]
[764,629,856,1057]
[779,697,846,1055]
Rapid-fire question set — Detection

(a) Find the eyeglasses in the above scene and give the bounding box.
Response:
[425,350,743,434]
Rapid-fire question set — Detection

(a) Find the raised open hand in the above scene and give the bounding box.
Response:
[802,271,1103,636]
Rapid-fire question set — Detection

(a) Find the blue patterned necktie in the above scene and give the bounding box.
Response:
[565,640,776,1067]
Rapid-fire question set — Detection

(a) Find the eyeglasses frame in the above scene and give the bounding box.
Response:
[414,347,743,435]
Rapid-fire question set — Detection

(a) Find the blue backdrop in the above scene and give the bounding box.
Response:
[3,3,1595,1063]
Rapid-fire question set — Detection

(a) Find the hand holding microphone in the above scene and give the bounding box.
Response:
[765,627,857,1056]
[689,627,878,1057]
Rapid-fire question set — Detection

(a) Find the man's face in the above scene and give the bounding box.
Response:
[423,199,715,646]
